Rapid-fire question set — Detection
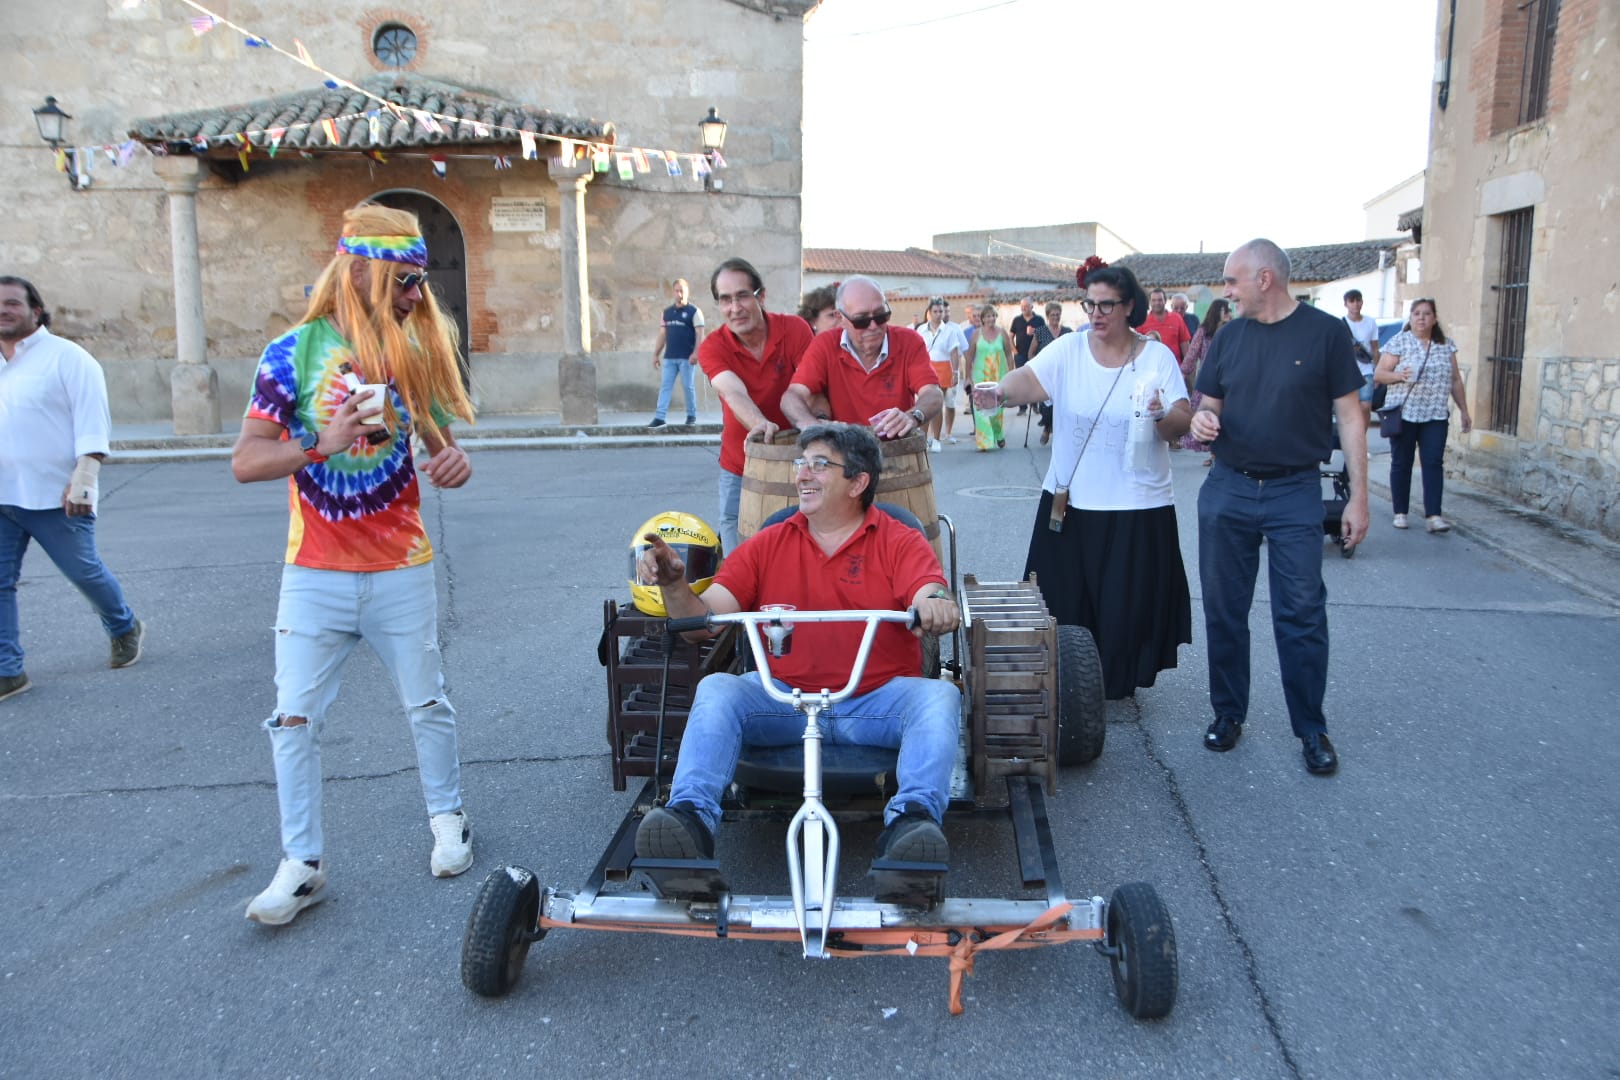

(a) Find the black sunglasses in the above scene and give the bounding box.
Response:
[841,307,892,330]
[393,271,429,291]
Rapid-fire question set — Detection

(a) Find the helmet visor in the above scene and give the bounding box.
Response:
[629,543,720,585]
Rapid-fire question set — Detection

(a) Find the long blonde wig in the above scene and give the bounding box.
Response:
[300,203,474,443]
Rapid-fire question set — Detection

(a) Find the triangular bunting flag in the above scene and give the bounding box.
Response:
[616,154,634,181]
[366,150,387,164]
[664,152,682,177]
[189,14,215,34]
[294,39,315,68]
[320,118,341,146]
[710,149,727,170]
[691,154,710,178]
[430,155,447,179]
[520,131,537,160]
[238,148,250,172]
[368,113,382,145]
[492,156,511,171]
[473,123,490,139]
[267,128,285,158]
[54,148,68,173]
[631,148,649,173]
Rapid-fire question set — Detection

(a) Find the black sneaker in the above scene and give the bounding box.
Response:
[0,672,31,702]
[635,804,714,859]
[648,418,667,428]
[874,809,948,864]
[685,416,697,426]
[110,620,145,669]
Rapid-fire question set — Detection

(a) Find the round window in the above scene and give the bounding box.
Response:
[372,23,417,68]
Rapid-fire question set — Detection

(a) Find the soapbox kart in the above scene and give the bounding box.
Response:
[460,512,1178,1018]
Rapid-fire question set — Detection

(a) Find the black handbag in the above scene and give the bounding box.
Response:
[1369,382,1388,412]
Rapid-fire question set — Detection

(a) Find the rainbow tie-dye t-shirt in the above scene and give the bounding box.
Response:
[246,317,447,571]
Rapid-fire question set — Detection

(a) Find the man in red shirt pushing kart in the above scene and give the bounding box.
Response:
[633,423,961,888]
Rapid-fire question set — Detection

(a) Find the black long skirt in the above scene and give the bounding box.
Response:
[1022,495,1192,700]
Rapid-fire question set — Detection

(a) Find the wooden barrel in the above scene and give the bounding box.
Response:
[738,430,945,568]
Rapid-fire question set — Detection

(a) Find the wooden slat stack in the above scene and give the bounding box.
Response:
[960,574,1058,797]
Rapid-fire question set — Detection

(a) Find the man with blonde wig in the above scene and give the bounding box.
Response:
[232,203,477,925]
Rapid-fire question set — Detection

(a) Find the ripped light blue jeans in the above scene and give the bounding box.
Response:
[265,563,461,861]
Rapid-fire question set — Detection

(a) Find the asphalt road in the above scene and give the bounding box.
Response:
[3,434,1617,1079]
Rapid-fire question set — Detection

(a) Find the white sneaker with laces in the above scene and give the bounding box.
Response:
[1426,516,1452,533]
[948,435,957,444]
[246,858,326,925]
[1392,514,1409,530]
[928,438,941,453]
[430,810,473,877]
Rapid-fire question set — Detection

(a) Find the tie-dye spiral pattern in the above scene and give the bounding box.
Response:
[335,234,429,267]
[246,318,445,570]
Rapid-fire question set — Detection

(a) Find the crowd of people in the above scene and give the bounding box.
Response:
[3,213,1474,923]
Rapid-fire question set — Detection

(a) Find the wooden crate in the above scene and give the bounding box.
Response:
[960,574,1057,796]
[601,600,737,791]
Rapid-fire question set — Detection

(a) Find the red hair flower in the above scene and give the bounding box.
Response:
[1076,255,1108,288]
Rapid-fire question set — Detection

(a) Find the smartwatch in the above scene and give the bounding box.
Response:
[300,431,328,465]
[908,407,925,427]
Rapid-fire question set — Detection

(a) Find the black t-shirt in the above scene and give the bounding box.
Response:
[1195,303,1361,472]
[1011,314,1041,359]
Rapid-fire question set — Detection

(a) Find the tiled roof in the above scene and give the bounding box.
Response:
[1116,239,1405,287]
[805,248,966,277]
[1396,207,1423,233]
[129,72,614,153]
[805,247,1078,285]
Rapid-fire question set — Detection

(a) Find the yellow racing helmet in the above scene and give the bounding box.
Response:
[629,511,724,617]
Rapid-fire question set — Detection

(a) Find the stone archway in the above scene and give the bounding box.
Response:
[372,190,470,387]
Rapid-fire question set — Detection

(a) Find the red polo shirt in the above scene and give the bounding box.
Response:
[716,506,943,696]
[1138,310,1191,362]
[696,312,813,476]
[791,326,938,425]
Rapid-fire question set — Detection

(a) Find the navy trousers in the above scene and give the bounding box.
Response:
[1388,417,1449,518]
[1197,464,1329,739]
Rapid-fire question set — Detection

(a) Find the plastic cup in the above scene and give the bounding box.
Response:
[356,384,388,425]
[761,603,796,656]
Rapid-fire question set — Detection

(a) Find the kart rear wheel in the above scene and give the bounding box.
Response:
[1057,624,1106,765]
[1105,881,1178,1020]
[461,865,542,997]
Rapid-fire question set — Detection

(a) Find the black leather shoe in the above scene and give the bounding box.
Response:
[1204,717,1242,752]
[1301,733,1338,775]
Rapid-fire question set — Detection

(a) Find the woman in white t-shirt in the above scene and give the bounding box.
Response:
[976,264,1193,700]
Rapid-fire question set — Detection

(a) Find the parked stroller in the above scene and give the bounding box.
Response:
[1321,415,1355,558]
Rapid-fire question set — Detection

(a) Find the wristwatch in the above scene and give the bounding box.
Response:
[300,430,328,465]
[908,407,926,427]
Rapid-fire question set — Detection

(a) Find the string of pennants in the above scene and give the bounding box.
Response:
[62,0,730,185]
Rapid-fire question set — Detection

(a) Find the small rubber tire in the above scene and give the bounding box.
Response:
[921,632,941,681]
[461,865,541,997]
[1056,624,1106,765]
[1105,881,1178,1020]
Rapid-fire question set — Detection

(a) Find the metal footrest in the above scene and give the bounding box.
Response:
[633,857,729,901]
[869,859,947,908]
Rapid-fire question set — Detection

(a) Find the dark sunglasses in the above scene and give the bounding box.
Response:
[393,271,429,291]
[841,307,892,330]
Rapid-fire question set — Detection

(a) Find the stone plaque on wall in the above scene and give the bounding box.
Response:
[490,198,547,233]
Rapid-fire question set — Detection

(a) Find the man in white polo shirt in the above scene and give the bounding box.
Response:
[0,276,144,701]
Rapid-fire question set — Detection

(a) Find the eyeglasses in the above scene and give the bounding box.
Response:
[840,307,892,330]
[792,456,848,475]
[1079,298,1126,316]
[716,288,761,306]
[393,271,429,291]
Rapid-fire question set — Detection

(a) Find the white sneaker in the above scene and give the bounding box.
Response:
[948,436,957,444]
[1392,514,1409,529]
[928,438,941,453]
[246,858,326,925]
[1426,516,1452,533]
[430,810,473,877]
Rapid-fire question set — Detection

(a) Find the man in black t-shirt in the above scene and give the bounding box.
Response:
[1009,297,1040,414]
[1189,239,1366,777]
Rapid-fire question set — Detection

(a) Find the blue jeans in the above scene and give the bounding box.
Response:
[0,505,136,676]
[1197,465,1330,739]
[718,468,742,554]
[654,357,697,422]
[668,672,960,836]
[265,563,461,861]
[1388,418,1449,517]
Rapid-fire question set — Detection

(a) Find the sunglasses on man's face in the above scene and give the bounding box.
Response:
[841,307,892,330]
[393,271,429,291]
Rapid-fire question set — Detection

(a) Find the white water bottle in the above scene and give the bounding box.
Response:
[1128,378,1157,472]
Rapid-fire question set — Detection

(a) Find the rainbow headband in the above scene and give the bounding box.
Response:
[336,234,428,267]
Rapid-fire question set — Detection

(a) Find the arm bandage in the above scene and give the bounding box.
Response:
[68,456,101,510]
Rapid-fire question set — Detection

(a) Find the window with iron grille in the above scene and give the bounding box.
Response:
[1486,208,1533,435]
[1517,0,1561,125]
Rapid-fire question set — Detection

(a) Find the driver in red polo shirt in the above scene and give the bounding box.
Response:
[781,276,943,441]
[633,422,961,893]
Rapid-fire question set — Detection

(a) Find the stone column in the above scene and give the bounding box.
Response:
[153,156,220,435]
[548,157,597,425]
